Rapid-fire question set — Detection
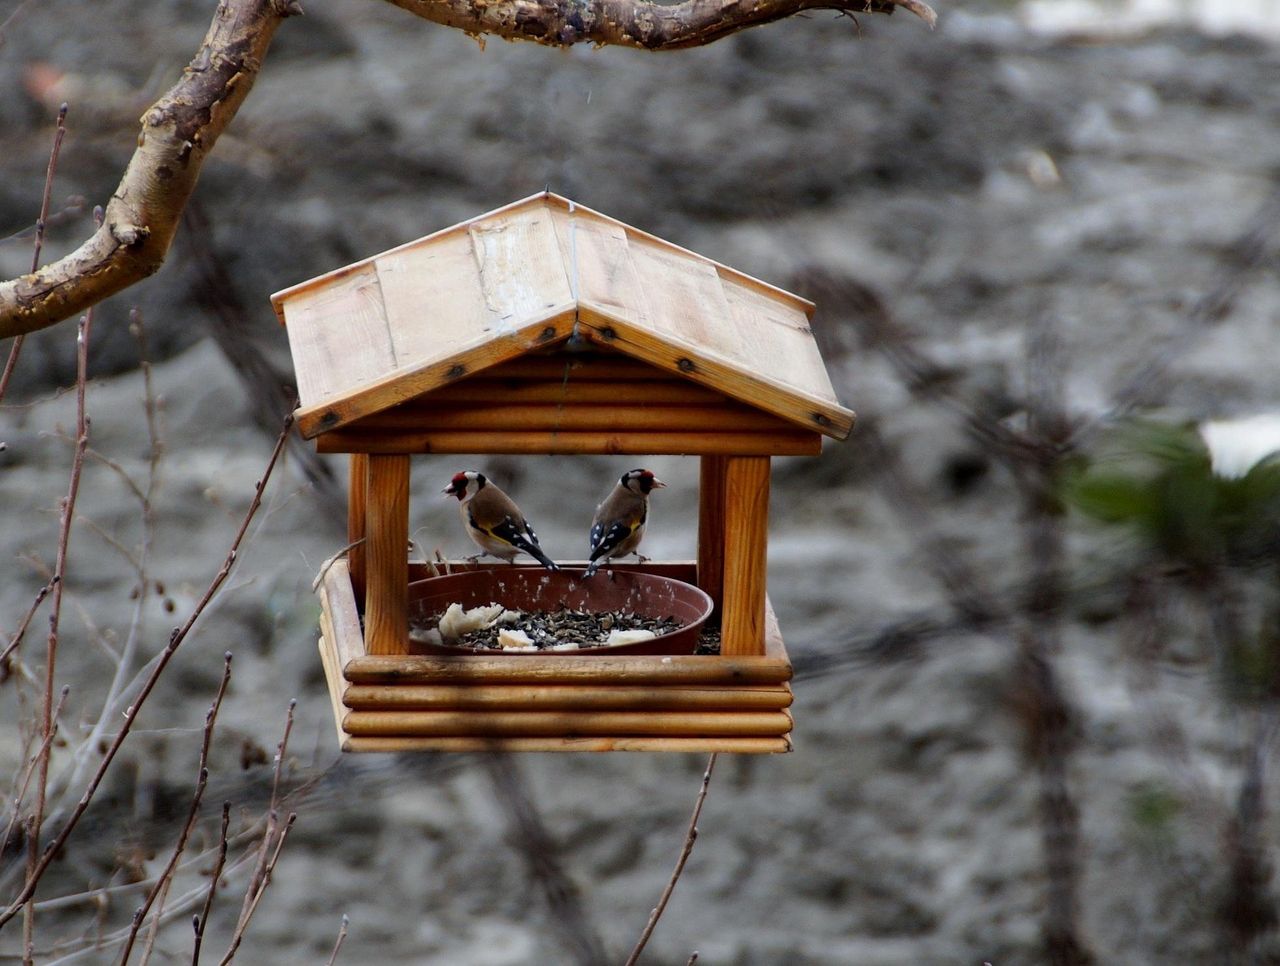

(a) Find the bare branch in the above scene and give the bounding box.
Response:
[0,0,300,339]
[624,754,718,966]
[0,412,294,929]
[0,0,931,339]
[0,102,67,403]
[384,0,933,49]
[119,653,233,965]
[325,914,350,966]
[191,802,232,966]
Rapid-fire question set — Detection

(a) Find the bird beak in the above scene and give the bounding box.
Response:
[652,477,667,488]
[442,484,455,496]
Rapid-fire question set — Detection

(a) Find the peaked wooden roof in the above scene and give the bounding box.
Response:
[272,192,854,441]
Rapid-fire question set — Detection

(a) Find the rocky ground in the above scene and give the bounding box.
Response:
[2,0,1280,962]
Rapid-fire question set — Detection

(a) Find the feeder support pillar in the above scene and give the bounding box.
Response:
[348,454,368,604]
[697,455,728,615]
[720,456,770,656]
[365,454,410,655]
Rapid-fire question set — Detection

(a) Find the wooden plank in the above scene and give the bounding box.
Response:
[698,455,728,616]
[318,557,364,671]
[720,456,770,657]
[352,404,793,434]
[342,684,793,712]
[271,192,560,323]
[469,208,574,327]
[625,234,730,356]
[413,379,727,406]
[317,429,820,457]
[374,229,490,376]
[345,653,790,686]
[343,735,792,753]
[281,262,394,408]
[721,274,841,411]
[364,455,409,655]
[548,205,649,318]
[294,310,577,438]
[539,193,814,316]
[343,709,793,738]
[577,306,854,440]
[348,454,368,604]
[482,353,671,381]
[317,625,353,749]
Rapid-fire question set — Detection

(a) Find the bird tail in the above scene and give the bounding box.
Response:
[583,558,601,579]
[516,538,559,571]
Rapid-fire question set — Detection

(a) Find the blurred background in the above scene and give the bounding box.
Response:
[2,0,1280,961]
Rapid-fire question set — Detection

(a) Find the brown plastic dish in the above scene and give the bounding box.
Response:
[407,568,713,656]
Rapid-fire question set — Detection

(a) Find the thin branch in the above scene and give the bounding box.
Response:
[0,580,57,670]
[623,754,718,966]
[0,102,67,405]
[190,803,232,966]
[119,653,233,965]
[217,812,296,966]
[0,687,70,858]
[24,306,93,961]
[325,914,350,966]
[0,412,294,930]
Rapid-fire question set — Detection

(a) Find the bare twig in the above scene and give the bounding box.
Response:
[24,306,92,961]
[624,754,718,966]
[325,914,350,966]
[0,580,57,670]
[0,412,294,929]
[0,687,69,857]
[191,802,232,966]
[119,653,233,965]
[217,812,296,966]
[0,103,66,406]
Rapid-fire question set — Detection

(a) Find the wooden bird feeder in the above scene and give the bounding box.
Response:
[272,192,853,753]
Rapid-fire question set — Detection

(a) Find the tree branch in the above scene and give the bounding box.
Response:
[0,0,931,339]
[384,0,934,50]
[0,0,300,340]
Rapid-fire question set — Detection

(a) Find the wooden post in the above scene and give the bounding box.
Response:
[720,456,769,656]
[348,454,368,605]
[697,455,728,616]
[364,454,410,656]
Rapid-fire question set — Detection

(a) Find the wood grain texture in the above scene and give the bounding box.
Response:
[347,454,368,603]
[720,456,770,656]
[318,557,364,671]
[342,735,792,753]
[364,454,409,655]
[277,193,854,441]
[343,709,793,737]
[352,403,794,433]
[317,626,353,748]
[317,429,820,456]
[282,263,393,407]
[577,306,854,439]
[294,309,577,438]
[342,684,793,711]
[698,455,728,615]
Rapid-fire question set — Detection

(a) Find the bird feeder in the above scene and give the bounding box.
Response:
[272,192,853,753]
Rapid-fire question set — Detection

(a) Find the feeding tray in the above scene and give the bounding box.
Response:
[408,569,714,656]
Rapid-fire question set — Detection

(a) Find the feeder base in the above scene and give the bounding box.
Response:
[316,558,795,753]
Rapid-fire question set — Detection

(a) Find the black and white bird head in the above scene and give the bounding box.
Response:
[443,470,486,502]
[620,468,666,495]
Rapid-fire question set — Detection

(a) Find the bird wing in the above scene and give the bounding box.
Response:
[589,518,640,561]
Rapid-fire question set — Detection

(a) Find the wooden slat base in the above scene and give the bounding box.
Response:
[315,558,795,753]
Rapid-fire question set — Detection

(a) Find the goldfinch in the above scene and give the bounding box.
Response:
[443,471,559,570]
[583,468,666,578]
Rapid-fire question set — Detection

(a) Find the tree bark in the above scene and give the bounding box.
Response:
[0,0,932,340]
